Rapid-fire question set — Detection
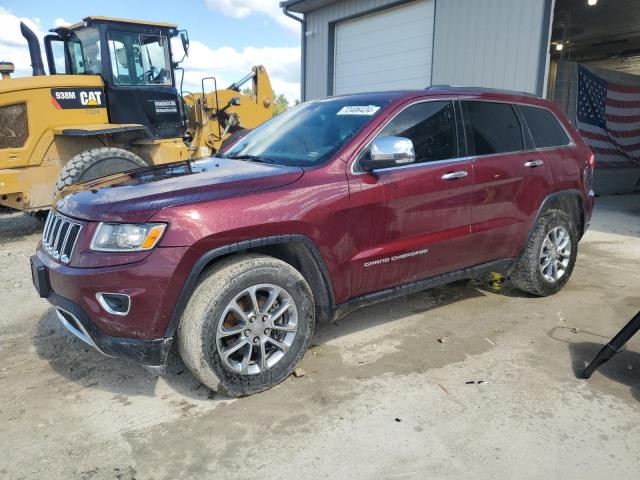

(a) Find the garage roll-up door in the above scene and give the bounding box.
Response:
[333,0,435,95]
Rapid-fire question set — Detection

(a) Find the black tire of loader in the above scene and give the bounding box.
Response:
[54,147,148,196]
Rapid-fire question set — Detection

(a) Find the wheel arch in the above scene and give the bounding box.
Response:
[516,189,585,265]
[165,234,336,338]
[538,189,585,237]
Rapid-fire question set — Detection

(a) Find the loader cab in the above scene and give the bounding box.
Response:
[44,17,186,139]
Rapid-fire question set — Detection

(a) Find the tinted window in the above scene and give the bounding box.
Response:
[520,105,571,148]
[378,101,458,164]
[462,101,524,155]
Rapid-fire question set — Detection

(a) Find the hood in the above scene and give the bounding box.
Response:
[55,157,304,222]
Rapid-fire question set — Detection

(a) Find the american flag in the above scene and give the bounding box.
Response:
[577,65,640,168]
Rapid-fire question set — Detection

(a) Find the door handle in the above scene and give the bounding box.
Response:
[441,170,469,181]
[524,159,544,168]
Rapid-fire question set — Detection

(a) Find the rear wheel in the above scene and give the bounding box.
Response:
[510,209,578,296]
[177,254,315,397]
[54,147,147,196]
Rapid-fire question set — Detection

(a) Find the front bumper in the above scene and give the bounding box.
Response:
[31,247,186,371]
[49,291,173,371]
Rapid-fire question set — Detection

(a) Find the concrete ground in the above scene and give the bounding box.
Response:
[0,196,639,480]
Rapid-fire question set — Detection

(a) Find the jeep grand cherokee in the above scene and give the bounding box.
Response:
[31,87,595,396]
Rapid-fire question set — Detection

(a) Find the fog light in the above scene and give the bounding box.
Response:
[96,293,131,316]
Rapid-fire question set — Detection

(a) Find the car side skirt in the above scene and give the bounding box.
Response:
[332,258,516,321]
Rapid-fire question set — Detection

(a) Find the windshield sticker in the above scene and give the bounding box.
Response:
[337,105,381,116]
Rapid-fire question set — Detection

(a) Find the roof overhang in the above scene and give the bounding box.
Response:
[280,0,341,14]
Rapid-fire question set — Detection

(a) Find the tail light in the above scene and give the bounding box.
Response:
[584,151,595,190]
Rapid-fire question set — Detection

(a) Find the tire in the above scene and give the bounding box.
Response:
[510,209,578,296]
[177,254,315,397]
[54,147,147,196]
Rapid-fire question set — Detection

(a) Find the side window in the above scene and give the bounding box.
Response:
[46,38,67,74]
[462,101,524,155]
[519,105,571,148]
[68,42,86,74]
[376,101,458,164]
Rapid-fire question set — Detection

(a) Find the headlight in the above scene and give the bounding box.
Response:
[90,223,166,252]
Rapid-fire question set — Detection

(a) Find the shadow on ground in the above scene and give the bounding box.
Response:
[33,277,516,398]
[569,340,640,402]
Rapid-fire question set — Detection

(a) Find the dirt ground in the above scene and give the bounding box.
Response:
[0,196,639,480]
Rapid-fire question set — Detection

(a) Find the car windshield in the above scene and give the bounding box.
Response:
[223,98,390,166]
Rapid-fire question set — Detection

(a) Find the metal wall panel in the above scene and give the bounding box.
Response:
[305,0,410,99]
[303,0,551,99]
[431,0,550,94]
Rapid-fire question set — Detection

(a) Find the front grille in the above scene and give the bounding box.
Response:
[42,211,82,264]
[0,103,28,149]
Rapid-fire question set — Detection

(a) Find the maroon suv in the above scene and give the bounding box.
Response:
[31,87,595,396]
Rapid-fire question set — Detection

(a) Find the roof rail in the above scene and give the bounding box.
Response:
[425,84,538,98]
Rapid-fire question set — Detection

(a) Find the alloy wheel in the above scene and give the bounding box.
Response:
[216,284,298,375]
[539,226,572,283]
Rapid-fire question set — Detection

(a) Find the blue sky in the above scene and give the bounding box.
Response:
[0,0,302,101]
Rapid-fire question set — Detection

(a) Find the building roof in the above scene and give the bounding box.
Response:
[280,0,340,14]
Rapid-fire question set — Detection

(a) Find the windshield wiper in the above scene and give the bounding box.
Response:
[227,154,277,164]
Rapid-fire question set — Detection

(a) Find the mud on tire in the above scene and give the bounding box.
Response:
[510,209,578,296]
[177,254,315,397]
[54,147,147,196]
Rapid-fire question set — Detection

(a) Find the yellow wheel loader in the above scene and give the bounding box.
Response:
[0,16,274,212]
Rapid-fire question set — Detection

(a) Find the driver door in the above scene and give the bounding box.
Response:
[105,30,184,139]
[346,99,475,297]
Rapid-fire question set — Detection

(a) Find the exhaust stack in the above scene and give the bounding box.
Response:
[19,22,45,76]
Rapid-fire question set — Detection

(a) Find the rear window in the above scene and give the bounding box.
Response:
[519,105,571,149]
[462,101,524,155]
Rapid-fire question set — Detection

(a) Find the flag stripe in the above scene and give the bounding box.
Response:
[580,130,640,148]
[606,113,640,124]
[606,98,640,109]
[607,82,640,94]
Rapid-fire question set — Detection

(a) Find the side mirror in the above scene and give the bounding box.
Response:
[360,136,415,172]
[180,31,190,57]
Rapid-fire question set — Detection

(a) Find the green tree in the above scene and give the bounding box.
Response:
[241,87,252,97]
[273,92,290,116]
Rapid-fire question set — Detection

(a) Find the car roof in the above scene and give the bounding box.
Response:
[324,86,549,108]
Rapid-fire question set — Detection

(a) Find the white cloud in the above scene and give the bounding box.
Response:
[54,17,71,27]
[175,39,301,103]
[0,7,46,74]
[205,0,299,34]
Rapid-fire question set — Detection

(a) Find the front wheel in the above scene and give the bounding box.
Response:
[510,209,578,296]
[177,254,315,397]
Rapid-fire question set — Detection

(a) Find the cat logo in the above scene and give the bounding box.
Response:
[80,91,102,106]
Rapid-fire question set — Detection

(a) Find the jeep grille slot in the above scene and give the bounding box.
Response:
[42,211,82,264]
[0,103,28,149]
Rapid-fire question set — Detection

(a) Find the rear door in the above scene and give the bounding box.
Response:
[517,104,578,187]
[463,100,553,265]
[347,98,476,297]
